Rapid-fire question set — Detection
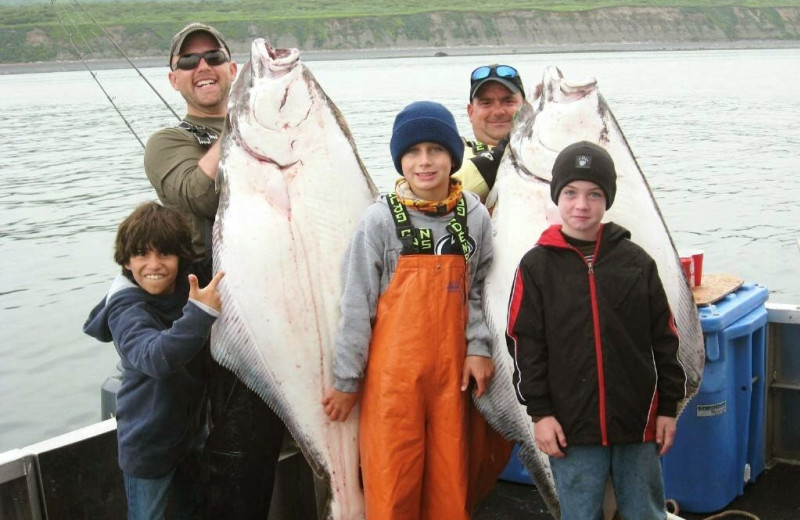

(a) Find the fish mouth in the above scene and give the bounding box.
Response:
[539,68,597,106]
[250,39,301,77]
[232,40,310,166]
[266,44,297,62]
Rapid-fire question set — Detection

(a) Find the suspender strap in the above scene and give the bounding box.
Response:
[177,120,219,148]
[386,193,418,254]
[446,197,470,263]
[387,193,469,261]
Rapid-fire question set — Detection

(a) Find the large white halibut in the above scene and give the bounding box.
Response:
[477,66,705,518]
[211,40,377,519]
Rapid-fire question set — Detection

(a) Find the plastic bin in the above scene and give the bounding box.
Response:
[661,283,768,513]
[499,443,534,484]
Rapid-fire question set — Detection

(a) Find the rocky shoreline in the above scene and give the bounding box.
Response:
[2,39,798,76]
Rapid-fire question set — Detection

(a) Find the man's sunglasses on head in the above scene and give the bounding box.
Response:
[172,49,230,71]
[469,64,524,99]
[470,64,519,82]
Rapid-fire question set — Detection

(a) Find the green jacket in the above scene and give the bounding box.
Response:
[144,115,224,257]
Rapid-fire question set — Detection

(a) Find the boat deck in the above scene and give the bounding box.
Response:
[474,462,800,520]
[2,304,796,519]
[2,422,797,519]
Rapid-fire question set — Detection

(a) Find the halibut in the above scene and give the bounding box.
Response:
[476,66,705,519]
[212,40,377,519]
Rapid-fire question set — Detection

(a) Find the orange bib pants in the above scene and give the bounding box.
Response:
[360,254,471,520]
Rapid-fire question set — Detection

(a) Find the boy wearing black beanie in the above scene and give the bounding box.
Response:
[323,101,497,519]
[505,141,687,519]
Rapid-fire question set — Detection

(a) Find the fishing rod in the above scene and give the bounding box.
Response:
[50,0,181,148]
[69,0,181,122]
[52,2,145,148]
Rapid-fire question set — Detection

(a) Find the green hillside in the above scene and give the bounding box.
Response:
[2,0,799,63]
[4,1,796,19]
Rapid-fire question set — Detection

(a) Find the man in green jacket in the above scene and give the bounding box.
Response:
[144,23,285,519]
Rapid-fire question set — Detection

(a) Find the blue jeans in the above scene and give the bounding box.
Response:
[549,443,666,520]
[123,451,202,520]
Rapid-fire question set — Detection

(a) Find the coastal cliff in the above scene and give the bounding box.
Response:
[4,5,800,64]
[267,7,800,50]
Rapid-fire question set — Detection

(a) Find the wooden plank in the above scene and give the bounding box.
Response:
[692,274,745,306]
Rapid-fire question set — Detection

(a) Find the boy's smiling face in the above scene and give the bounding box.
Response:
[125,247,180,295]
[557,180,606,240]
[401,142,453,201]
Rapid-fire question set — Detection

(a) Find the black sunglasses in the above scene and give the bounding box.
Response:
[173,49,229,71]
[470,64,519,82]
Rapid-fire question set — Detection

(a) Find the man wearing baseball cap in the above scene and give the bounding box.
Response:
[453,63,526,202]
[144,23,285,519]
[145,22,237,259]
[450,63,527,504]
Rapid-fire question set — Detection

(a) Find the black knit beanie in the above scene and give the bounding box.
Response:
[550,141,617,209]
[390,101,464,175]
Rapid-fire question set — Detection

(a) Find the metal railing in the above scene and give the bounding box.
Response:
[766,302,800,465]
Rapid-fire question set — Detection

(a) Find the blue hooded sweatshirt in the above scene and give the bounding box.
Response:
[83,273,218,478]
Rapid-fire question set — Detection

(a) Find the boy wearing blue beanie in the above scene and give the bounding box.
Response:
[323,101,496,519]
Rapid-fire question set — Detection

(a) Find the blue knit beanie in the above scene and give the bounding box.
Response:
[390,101,464,175]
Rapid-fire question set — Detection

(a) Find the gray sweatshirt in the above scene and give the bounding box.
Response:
[333,190,494,392]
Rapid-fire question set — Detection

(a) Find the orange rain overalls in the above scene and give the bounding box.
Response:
[359,254,472,520]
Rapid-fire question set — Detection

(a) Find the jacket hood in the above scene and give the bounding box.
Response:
[83,274,190,343]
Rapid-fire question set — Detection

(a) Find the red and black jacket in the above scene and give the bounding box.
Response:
[505,222,687,446]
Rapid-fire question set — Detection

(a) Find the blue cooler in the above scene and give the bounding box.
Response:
[499,443,534,484]
[661,283,768,513]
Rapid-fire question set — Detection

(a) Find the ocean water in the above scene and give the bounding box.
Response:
[1,48,799,452]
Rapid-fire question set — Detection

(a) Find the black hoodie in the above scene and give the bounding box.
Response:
[506,222,687,446]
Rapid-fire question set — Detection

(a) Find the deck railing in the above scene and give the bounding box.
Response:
[765,302,800,465]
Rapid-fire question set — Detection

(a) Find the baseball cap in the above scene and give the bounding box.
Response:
[169,23,231,67]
